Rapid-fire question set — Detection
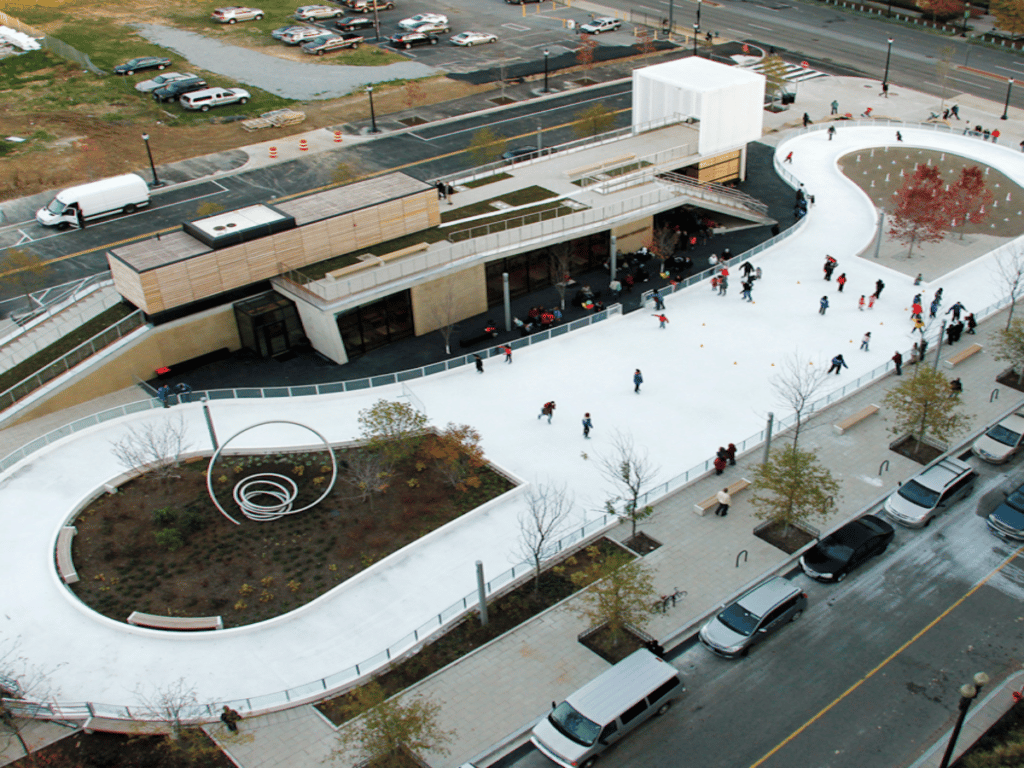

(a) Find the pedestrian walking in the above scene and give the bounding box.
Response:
[912,341,920,363]
[951,321,965,343]
[943,108,950,120]
[538,400,556,423]
[950,378,963,397]
[582,413,593,439]
[802,112,811,128]
[896,130,903,142]
[920,338,929,359]
[633,369,643,393]
[831,99,839,115]
[221,706,242,733]
[858,295,866,311]
[653,313,669,329]
[827,354,848,375]
[726,443,737,466]
[741,280,753,302]
[446,183,455,199]
[951,104,960,119]
[502,345,513,363]
[946,301,967,321]
[784,151,794,163]
[474,354,484,373]
[992,129,1001,144]
[874,279,885,299]
[892,350,903,375]
[860,332,871,351]
[175,382,192,403]
[652,289,665,310]
[436,181,446,200]
[914,273,923,286]
[836,273,847,292]
[965,313,977,334]
[755,266,762,281]
[157,384,171,408]
[868,294,876,309]
[714,488,731,517]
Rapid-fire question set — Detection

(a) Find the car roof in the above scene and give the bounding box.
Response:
[910,457,973,493]
[564,649,678,723]
[994,412,1024,431]
[827,514,892,545]
[735,577,800,617]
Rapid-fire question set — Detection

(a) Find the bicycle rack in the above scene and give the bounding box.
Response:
[991,388,1000,402]
[879,459,890,475]
[735,549,748,568]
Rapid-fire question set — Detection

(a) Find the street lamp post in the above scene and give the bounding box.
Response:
[693,24,699,57]
[938,672,990,768]
[543,49,549,93]
[366,85,379,134]
[886,0,892,17]
[141,133,164,188]
[1003,78,1014,120]
[696,0,702,28]
[882,37,894,96]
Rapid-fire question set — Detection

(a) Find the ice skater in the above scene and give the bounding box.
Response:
[741,280,753,302]
[582,413,593,439]
[827,354,848,375]
[858,295,866,311]
[873,279,885,299]
[502,345,512,363]
[652,289,665,310]
[860,332,871,351]
[784,151,794,163]
[823,255,837,280]
[836,273,847,292]
[653,313,670,329]
[633,369,643,393]
[538,401,556,423]
[819,295,830,315]
[474,354,484,373]
[827,125,837,140]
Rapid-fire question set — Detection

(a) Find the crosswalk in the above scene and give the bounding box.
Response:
[745,60,829,83]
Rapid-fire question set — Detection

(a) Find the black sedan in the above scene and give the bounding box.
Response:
[388,31,438,49]
[987,484,1024,541]
[334,16,375,31]
[114,56,173,75]
[800,514,894,583]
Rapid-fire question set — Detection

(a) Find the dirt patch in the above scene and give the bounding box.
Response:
[9,729,233,768]
[578,622,651,664]
[67,438,513,628]
[890,434,945,464]
[624,531,661,555]
[997,367,1024,393]
[753,520,817,554]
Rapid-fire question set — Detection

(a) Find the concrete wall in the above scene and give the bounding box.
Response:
[295,300,348,365]
[613,217,653,254]
[411,266,488,337]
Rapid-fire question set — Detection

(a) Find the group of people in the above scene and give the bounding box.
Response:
[818,268,886,315]
[713,444,738,475]
[964,125,1001,143]
[156,382,192,407]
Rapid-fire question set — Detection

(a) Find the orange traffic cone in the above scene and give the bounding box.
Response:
[334,130,342,143]
[269,146,277,159]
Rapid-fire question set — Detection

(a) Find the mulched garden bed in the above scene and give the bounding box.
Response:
[9,729,232,768]
[68,438,512,629]
[890,435,945,465]
[996,368,1024,394]
[316,538,628,726]
[624,531,661,555]
[952,694,1024,767]
[753,520,817,554]
[578,622,650,664]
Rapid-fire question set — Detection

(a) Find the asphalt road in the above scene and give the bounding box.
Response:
[499,454,1024,768]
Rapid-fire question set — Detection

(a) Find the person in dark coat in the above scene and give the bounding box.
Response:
[725,443,737,465]
[714,457,727,476]
[892,351,903,375]
[582,413,593,439]
[740,261,755,279]
[474,353,484,373]
[951,321,965,343]
[946,301,967,321]
[965,313,977,334]
[221,706,242,732]
[827,354,848,375]
[873,279,885,299]
[633,369,643,393]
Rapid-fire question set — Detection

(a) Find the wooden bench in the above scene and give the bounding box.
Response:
[566,153,637,178]
[83,717,173,735]
[324,256,378,282]
[128,612,224,631]
[377,242,430,263]
[56,526,78,585]
[944,342,983,369]
[694,478,751,516]
[833,404,880,436]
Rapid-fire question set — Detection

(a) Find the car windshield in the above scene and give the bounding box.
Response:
[986,424,1022,447]
[897,480,940,509]
[718,603,758,636]
[1006,489,1024,512]
[45,198,65,214]
[548,702,600,747]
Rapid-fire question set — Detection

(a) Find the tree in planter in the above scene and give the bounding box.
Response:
[992,0,1024,36]
[935,45,956,116]
[761,55,789,108]
[571,551,655,647]
[751,445,840,537]
[772,351,829,450]
[994,318,1024,386]
[882,365,971,453]
[993,246,1024,329]
[420,274,460,354]
[888,164,951,258]
[341,449,393,514]
[548,241,574,310]
[468,127,507,167]
[634,27,657,55]
[109,415,192,479]
[946,165,992,239]
[594,432,659,539]
[421,423,485,490]
[514,483,574,594]
[575,36,598,71]
[358,399,429,466]
[333,681,453,768]
[918,0,964,23]
[133,678,228,760]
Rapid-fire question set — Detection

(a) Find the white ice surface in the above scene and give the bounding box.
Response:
[1,126,1021,708]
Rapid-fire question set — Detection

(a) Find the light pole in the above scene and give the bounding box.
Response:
[882,37,894,96]
[886,0,892,17]
[693,24,699,57]
[543,49,549,93]
[696,0,702,28]
[962,2,970,36]
[1003,78,1014,119]
[366,85,379,134]
[141,133,164,188]
[938,672,990,768]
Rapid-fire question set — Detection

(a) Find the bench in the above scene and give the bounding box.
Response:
[944,342,983,369]
[566,153,637,179]
[56,526,78,584]
[83,717,172,735]
[694,478,751,516]
[832,404,880,436]
[127,612,224,631]
[377,241,430,263]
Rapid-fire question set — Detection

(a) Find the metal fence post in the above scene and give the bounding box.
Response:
[476,561,488,626]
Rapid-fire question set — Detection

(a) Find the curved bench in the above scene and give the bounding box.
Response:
[56,526,78,585]
[694,478,751,516]
[127,612,223,631]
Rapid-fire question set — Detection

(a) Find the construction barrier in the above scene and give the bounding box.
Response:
[334,130,342,143]
[269,146,277,159]
[299,138,309,152]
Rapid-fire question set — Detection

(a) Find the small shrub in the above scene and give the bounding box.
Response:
[407,478,419,488]
[260,576,274,587]
[259,590,273,603]
[179,508,207,534]
[234,600,247,611]
[239,583,255,596]
[288,579,301,592]
[152,507,176,526]
[154,528,184,552]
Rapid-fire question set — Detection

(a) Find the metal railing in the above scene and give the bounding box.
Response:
[0,310,145,414]
[652,171,771,217]
[574,142,698,189]
[8,273,113,330]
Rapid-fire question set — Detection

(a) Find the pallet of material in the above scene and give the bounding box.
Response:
[241,109,306,132]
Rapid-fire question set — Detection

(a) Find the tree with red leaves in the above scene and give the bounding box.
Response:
[888,164,951,258]
[918,0,964,22]
[946,165,993,239]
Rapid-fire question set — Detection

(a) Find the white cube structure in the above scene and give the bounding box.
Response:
[633,58,765,156]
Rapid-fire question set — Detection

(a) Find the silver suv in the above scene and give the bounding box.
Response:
[699,577,807,658]
[883,456,975,528]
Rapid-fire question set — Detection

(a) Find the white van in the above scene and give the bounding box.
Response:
[35,174,150,228]
[531,649,683,768]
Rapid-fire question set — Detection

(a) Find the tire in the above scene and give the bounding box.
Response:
[351,42,359,48]
[430,37,437,44]
[157,63,166,70]
[581,758,598,768]
[126,70,134,76]
[238,97,248,104]
[255,13,263,20]
[790,609,803,623]
[656,701,672,716]
[924,517,933,527]
[404,42,411,48]
[317,50,325,55]
[228,18,237,23]
[57,221,71,231]
[124,203,137,214]
[201,104,210,112]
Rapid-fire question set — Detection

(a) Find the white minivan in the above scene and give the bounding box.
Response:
[531,649,683,768]
[35,173,150,228]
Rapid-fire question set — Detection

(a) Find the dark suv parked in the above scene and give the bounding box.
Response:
[153,77,209,103]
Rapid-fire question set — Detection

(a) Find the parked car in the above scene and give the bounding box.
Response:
[180,87,250,111]
[698,577,807,658]
[211,6,264,23]
[272,24,308,40]
[280,26,326,44]
[988,483,1024,541]
[502,146,537,163]
[579,16,622,33]
[135,71,192,92]
[408,18,449,33]
[800,515,895,583]
[398,13,446,30]
[882,456,976,528]
[388,31,438,48]
[333,16,376,31]
[449,31,496,46]
[301,33,363,53]
[973,410,1024,464]
[346,0,393,12]
[294,4,344,20]
[505,0,541,4]
[113,56,172,75]
[152,76,208,103]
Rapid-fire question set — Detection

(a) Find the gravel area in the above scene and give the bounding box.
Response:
[135,24,435,100]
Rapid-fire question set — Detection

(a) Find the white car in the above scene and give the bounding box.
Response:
[450,31,497,46]
[882,457,975,528]
[135,72,192,93]
[399,13,447,30]
[973,410,1024,463]
[281,26,326,44]
[579,16,621,33]
[294,5,344,20]
[409,19,450,33]
[180,87,251,111]
[211,6,264,23]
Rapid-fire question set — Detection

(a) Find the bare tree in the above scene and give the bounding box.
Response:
[548,242,573,310]
[0,637,61,764]
[421,274,460,354]
[994,245,1024,329]
[771,351,829,450]
[133,678,205,741]
[514,483,574,593]
[595,431,659,538]
[109,415,191,478]
[341,449,394,513]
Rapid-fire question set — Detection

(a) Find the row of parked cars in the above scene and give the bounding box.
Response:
[114,58,250,111]
[699,407,1024,661]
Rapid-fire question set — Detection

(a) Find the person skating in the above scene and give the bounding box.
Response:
[653,313,669,328]
[823,256,837,281]
[582,413,593,439]
[892,350,903,375]
[914,273,923,286]
[929,299,940,319]
[911,300,923,319]
[896,130,903,142]
[741,280,753,302]
[868,294,876,309]
[474,354,484,373]
[912,317,926,334]
[827,354,848,375]
[714,488,731,517]
[740,261,755,279]
[827,125,837,140]
[539,401,556,423]
[718,275,728,296]
[860,332,871,351]
[502,345,513,363]
[946,301,967,321]
[784,151,794,163]
[874,279,885,299]
[858,295,866,311]
[819,295,830,315]
[652,289,665,310]
[836,273,847,292]
[633,369,643,393]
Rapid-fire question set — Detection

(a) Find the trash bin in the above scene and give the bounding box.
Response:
[781,92,795,105]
